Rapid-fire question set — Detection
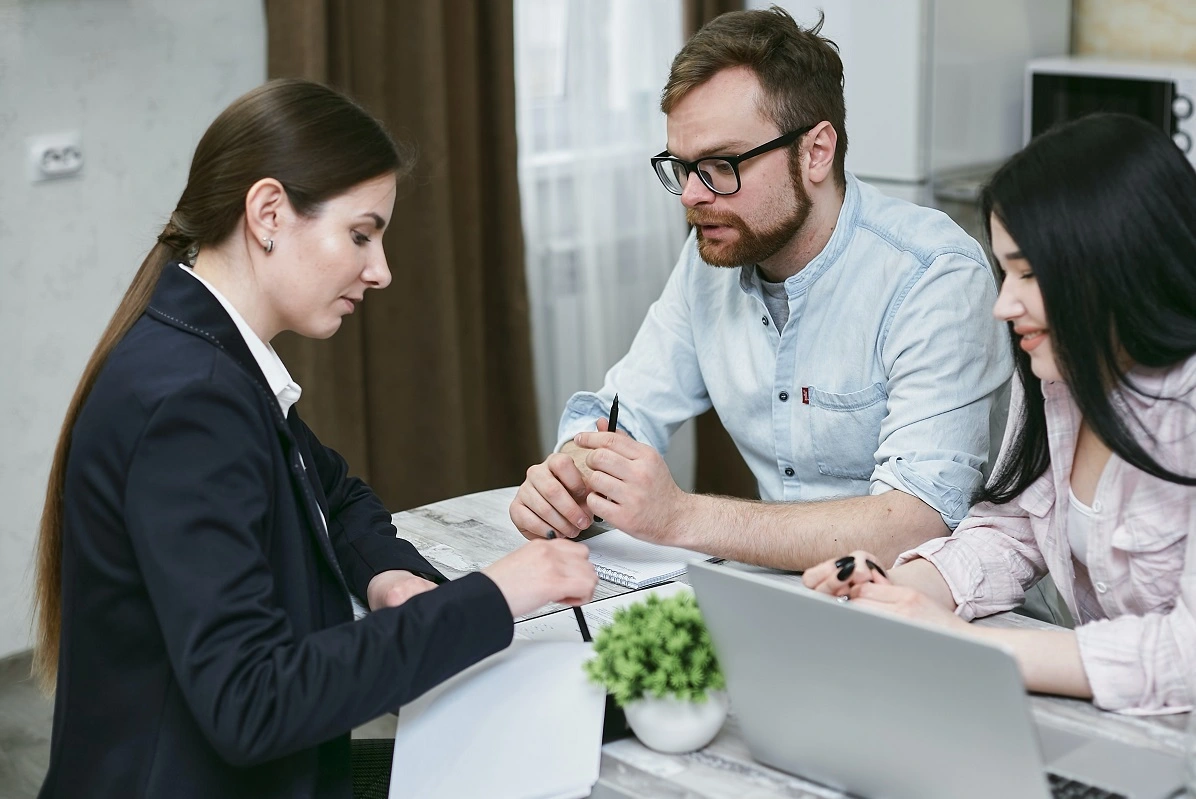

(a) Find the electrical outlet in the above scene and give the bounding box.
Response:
[27,131,84,182]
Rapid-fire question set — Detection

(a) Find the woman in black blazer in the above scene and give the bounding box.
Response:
[32,79,597,799]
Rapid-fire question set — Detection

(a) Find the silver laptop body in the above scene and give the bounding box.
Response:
[688,561,1185,799]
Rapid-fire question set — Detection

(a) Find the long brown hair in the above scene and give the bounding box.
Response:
[32,78,405,692]
[661,6,849,186]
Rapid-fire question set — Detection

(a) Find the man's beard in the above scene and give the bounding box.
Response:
[687,157,812,268]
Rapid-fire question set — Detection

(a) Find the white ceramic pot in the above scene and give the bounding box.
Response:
[622,690,729,754]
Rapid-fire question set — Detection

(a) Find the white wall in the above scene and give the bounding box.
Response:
[0,0,266,659]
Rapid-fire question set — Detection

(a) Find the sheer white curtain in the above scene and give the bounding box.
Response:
[515,0,695,488]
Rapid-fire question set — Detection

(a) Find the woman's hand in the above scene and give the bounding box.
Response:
[802,550,891,596]
[482,537,599,618]
[803,550,967,633]
[366,569,438,611]
[847,581,970,633]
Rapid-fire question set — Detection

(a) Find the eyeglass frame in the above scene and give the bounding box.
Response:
[650,124,817,196]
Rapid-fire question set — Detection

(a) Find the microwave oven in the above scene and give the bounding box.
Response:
[1026,56,1196,163]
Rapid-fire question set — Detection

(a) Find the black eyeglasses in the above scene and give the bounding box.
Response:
[651,125,815,196]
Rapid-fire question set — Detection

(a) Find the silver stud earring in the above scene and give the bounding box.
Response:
[262,238,274,253]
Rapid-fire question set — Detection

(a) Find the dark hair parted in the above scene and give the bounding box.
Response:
[32,79,406,692]
[661,5,848,187]
[977,113,1196,506]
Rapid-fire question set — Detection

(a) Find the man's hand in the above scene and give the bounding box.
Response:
[509,417,617,540]
[572,430,686,545]
[366,570,438,611]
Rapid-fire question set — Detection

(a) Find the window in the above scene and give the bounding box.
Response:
[515,0,690,471]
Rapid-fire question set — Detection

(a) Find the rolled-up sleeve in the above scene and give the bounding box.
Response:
[896,492,1050,620]
[911,511,1196,713]
[871,250,1013,528]
[1076,598,1196,714]
[556,233,712,453]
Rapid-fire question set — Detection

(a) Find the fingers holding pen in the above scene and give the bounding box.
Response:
[509,452,596,540]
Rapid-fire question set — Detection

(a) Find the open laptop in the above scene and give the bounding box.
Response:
[688,560,1187,799]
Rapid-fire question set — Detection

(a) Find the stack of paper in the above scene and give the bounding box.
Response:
[390,640,605,799]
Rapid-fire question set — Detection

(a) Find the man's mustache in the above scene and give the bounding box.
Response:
[687,210,744,229]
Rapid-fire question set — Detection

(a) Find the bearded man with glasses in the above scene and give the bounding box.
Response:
[510,7,1013,575]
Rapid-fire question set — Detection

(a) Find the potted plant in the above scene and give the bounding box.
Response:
[584,591,729,754]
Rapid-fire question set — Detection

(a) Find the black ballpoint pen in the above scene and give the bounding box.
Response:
[544,530,593,642]
[592,395,619,526]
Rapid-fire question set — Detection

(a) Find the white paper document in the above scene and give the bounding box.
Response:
[514,582,693,641]
[389,640,605,799]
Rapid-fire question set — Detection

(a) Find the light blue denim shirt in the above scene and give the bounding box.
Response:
[558,174,1013,528]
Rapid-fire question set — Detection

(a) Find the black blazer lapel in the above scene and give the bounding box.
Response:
[276,415,353,601]
[282,409,355,600]
[145,263,352,600]
[286,410,331,519]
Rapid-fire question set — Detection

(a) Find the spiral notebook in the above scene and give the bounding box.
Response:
[585,529,712,588]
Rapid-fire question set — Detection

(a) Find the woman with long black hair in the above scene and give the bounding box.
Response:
[804,113,1196,714]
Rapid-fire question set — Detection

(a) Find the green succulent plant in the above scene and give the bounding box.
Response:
[584,592,725,707]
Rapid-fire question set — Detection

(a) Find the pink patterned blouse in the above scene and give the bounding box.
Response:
[897,357,1196,714]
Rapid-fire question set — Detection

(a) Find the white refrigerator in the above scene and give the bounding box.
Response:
[748,0,1072,188]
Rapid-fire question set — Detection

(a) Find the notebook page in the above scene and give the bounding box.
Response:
[585,529,709,587]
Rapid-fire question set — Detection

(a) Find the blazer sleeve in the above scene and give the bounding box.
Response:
[291,413,446,596]
[123,379,513,767]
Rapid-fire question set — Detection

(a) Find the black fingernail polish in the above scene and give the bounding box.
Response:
[834,555,855,569]
[545,530,557,540]
[836,562,855,582]
[866,559,887,579]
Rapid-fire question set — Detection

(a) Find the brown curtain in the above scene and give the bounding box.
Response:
[684,0,743,36]
[682,0,757,500]
[265,1,540,511]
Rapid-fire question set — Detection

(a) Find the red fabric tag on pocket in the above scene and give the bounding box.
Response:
[801,387,809,404]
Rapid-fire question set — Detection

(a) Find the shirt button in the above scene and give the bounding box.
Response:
[779,391,789,402]
[784,467,795,477]
[1094,582,1108,594]
[761,316,770,326]
[1092,501,1102,512]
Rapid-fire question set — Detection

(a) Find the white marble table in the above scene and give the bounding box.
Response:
[391,487,1189,799]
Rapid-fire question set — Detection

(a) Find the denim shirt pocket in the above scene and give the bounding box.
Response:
[807,383,888,480]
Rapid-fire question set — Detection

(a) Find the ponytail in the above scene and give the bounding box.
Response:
[30,77,402,694]
[31,236,179,692]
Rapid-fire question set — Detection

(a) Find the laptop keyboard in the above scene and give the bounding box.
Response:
[1047,772,1128,799]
